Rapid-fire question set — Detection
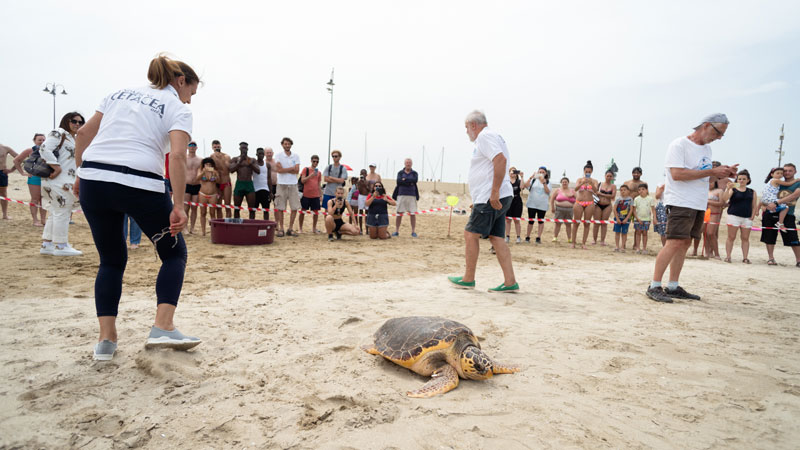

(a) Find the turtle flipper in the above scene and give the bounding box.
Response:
[491,359,521,374]
[407,364,459,398]
[360,343,380,355]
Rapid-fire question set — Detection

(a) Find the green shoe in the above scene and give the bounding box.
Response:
[488,282,519,293]
[448,276,475,289]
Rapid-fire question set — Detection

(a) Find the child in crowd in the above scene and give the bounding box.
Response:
[653,184,667,247]
[763,167,793,229]
[347,177,359,226]
[356,170,370,234]
[613,184,633,252]
[632,183,656,254]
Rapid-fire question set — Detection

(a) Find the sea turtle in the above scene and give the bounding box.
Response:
[361,316,520,398]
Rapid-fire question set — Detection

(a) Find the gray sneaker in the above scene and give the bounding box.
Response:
[93,339,118,361]
[145,326,202,350]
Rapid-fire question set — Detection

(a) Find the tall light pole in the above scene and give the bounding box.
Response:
[43,83,67,129]
[326,69,335,168]
[637,124,644,168]
[777,124,785,167]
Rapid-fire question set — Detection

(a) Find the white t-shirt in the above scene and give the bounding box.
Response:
[467,127,513,204]
[526,178,550,211]
[663,136,713,211]
[252,160,270,192]
[276,151,301,185]
[77,85,192,193]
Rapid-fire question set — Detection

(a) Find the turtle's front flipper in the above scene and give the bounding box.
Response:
[491,359,521,374]
[407,364,459,398]
[360,343,380,355]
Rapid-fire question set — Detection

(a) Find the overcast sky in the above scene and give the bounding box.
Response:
[2,1,798,188]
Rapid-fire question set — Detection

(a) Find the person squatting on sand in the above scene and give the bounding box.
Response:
[74,54,202,360]
[325,186,360,241]
[523,166,549,244]
[183,141,202,233]
[365,181,395,239]
[449,110,518,293]
[572,160,598,249]
[722,170,757,264]
[11,133,47,225]
[647,113,738,303]
[550,177,575,243]
[592,169,616,246]
[39,112,85,256]
[505,166,523,243]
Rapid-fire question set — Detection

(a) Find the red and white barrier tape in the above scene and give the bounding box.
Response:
[2,196,796,231]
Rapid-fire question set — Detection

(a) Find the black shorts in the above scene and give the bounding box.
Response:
[301,196,321,211]
[334,218,345,232]
[527,208,546,222]
[185,184,200,195]
[760,211,799,246]
[0,172,8,187]
[665,205,704,240]
[255,190,271,210]
[465,196,512,239]
[507,197,523,218]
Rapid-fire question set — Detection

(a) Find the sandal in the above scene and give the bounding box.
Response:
[286,229,297,237]
[767,259,777,266]
[276,230,285,237]
[742,259,751,264]
[724,257,731,263]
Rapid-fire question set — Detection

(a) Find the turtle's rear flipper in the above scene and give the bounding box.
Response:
[491,360,521,374]
[360,343,380,355]
[407,364,459,398]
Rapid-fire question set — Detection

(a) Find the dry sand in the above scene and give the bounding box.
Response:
[1,174,800,449]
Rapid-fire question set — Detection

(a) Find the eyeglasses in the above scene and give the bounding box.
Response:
[70,119,85,125]
[312,160,319,162]
[332,155,341,158]
[188,144,197,147]
[709,123,725,137]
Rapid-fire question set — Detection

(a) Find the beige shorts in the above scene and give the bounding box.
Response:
[396,195,417,214]
[275,184,301,211]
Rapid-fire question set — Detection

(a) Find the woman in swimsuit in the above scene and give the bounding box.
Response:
[704,177,725,259]
[550,177,576,242]
[572,161,598,249]
[366,164,382,193]
[325,186,360,241]
[505,167,524,243]
[592,169,616,246]
[196,157,219,236]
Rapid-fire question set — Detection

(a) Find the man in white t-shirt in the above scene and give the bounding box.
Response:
[274,137,301,236]
[448,110,517,293]
[646,113,738,303]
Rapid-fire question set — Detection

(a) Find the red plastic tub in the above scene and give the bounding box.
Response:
[210,219,277,245]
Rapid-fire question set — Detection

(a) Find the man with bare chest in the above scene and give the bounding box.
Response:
[229,142,260,219]
[0,143,20,219]
[183,141,203,233]
[265,147,278,199]
[210,140,232,218]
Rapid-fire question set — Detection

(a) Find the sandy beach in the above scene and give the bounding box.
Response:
[2,174,800,449]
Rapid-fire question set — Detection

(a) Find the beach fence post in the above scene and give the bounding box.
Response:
[446,196,459,237]
[448,207,453,237]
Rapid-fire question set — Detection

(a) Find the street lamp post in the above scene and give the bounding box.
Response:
[326,69,335,168]
[637,124,644,168]
[777,124,785,167]
[43,83,67,129]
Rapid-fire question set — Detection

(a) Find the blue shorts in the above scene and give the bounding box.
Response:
[613,222,630,234]
[322,194,335,210]
[634,221,651,231]
[366,212,389,228]
[465,197,512,239]
[27,176,42,186]
[0,172,7,187]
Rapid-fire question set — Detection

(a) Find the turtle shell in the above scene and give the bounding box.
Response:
[371,316,479,365]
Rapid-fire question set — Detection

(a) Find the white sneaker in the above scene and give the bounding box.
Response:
[40,243,54,255]
[516,237,521,244]
[53,244,82,256]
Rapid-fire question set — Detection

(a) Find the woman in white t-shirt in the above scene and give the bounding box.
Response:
[523,166,550,243]
[73,55,201,361]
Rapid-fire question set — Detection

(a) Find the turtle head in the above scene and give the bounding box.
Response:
[460,346,493,380]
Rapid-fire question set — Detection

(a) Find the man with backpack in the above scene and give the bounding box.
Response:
[322,150,348,210]
[299,154,322,233]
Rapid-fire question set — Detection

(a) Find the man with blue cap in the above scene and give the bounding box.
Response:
[646,113,738,303]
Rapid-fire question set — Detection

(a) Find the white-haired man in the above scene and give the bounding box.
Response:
[647,113,738,303]
[449,111,518,292]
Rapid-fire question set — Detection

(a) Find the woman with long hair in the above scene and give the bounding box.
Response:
[572,160,598,249]
[75,54,201,361]
[592,169,616,246]
[524,166,550,243]
[723,170,758,263]
[12,133,47,226]
[39,112,85,256]
[505,166,524,243]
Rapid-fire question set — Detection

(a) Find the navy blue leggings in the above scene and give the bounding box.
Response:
[80,179,187,317]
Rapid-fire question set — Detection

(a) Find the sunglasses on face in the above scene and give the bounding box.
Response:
[312,160,319,162]
[71,119,85,125]
[333,155,341,158]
